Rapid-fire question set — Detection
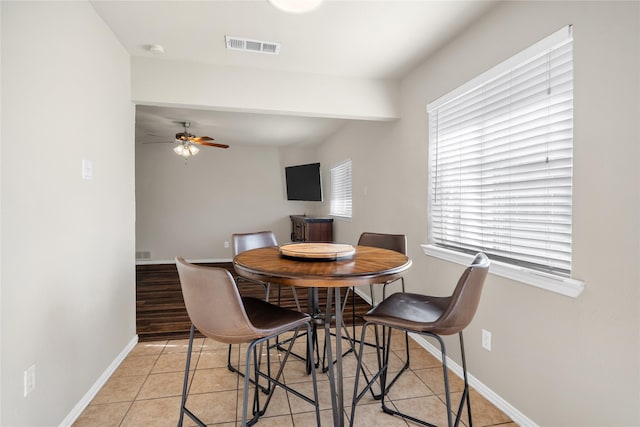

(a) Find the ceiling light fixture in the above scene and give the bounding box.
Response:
[268,0,323,14]
[174,143,199,158]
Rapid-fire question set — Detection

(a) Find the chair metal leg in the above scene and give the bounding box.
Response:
[241,340,259,426]
[352,325,470,427]
[349,324,368,426]
[317,287,356,373]
[458,331,472,427]
[440,334,454,427]
[274,283,301,311]
[350,323,393,426]
[381,277,405,301]
[354,324,409,401]
[274,323,313,367]
[378,277,410,395]
[189,327,315,427]
[292,286,301,311]
[369,283,376,307]
[306,322,322,426]
[351,280,411,380]
[178,324,206,427]
[243,325,321,426]
[272,285,308,364]
[242,336,284,426]
[227,343,271,394]
[379,326,399,417]
[378,331,450,427]
[229,280,272,393]
[305,321,321,374]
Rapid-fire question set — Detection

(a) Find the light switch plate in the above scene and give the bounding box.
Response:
[24,364,36,397]
[82,159,93,180]
[482,329,492,351]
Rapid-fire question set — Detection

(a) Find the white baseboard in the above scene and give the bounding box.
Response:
[410,334,538,427]
[352,287,536,427]
[136,258,231,265]
[59,335,139,427]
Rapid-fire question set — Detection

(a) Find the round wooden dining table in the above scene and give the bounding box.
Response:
[234,244,412,427]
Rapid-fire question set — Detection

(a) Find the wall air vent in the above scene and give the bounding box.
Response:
[136,251,151,260]
[225,36,281,55]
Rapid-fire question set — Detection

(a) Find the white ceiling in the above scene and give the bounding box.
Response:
[135,104,348,147]
[91,0,496,148]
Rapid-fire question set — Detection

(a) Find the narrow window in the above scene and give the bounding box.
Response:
[330,159,352,218]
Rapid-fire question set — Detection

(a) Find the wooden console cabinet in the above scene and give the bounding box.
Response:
[290,215,333,242]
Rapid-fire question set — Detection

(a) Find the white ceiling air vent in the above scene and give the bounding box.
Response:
[225,36,281,55]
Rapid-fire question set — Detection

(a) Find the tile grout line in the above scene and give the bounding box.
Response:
[117,341,166,427]
[78,332,514,427]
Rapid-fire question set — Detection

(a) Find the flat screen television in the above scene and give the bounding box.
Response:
[285,163,322,201]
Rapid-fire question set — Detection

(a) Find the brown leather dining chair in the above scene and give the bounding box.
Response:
[357,232,408,304]
[232,231,301,310]
[175,257,320,427]
[230,231,303,383]
[348,232,410,387]
[323,232,409,374]
[350,252,490,427]
[232,231,278,299]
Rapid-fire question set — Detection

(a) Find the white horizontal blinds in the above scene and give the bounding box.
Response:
[428,27,573,276]
[330,160,352,218]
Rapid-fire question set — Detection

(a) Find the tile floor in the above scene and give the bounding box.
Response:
[73,327,516,427]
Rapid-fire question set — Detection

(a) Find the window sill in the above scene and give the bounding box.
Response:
[421,244,585,298]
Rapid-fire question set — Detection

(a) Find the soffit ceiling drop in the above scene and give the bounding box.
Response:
[91,1,496,147]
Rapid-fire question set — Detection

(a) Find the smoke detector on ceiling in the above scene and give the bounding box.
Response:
[146,44,165,55]
[225,36,281,55]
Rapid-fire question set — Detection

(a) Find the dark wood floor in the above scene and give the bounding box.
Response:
[136,262,372,342]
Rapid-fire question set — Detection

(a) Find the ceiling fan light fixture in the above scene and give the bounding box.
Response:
[174,143,199,158]
[268,0,323,14]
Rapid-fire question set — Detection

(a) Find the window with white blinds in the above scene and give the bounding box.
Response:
[427,26,573,276]
[330,159,352,218]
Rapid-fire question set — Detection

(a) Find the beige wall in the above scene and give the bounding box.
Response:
[319,1,639,425]
[6,1,634,425]
[1,2,135,425]
[135,141,325,260]
[134,2,639,424]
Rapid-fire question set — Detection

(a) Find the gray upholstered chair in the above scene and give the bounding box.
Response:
[175,257,320,427]
[351,253,490,427]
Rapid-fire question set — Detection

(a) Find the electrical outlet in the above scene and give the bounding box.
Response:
[482,329,492,351]
[224,241,230,249]
[24,365,36,397]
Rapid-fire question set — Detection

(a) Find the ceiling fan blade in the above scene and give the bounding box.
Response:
[172,125,224,148]
[191,136,214,142]
[193,141,229,149]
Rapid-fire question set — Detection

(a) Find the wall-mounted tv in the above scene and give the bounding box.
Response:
[285,162,322,201]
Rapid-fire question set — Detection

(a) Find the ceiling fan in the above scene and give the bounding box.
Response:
[173,121,228,158]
